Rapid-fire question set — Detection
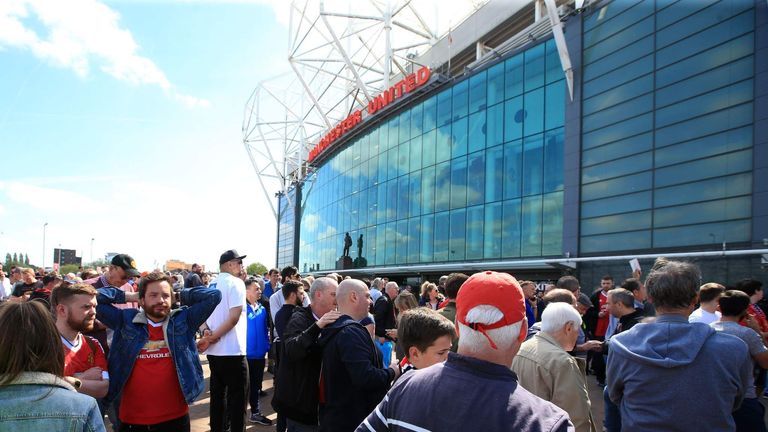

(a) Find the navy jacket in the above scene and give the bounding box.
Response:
[96,286,221,406]
[318,315,394,432]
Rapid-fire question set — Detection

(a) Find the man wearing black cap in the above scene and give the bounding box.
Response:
[199,249,250,432]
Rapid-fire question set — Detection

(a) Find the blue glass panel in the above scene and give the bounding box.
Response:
[583,36,654,82]
[655,126,752,168]
[656,56,753,108]
[436,124,451,163]
[522,134,544,196]
[583,74,653,115]
[389,117,400,149]
[385,221,397,265]
[437,89,452,127]
[655,103,752,148]
[469,71,487,113]
[584,0,648,40]
[452,79,469,121]
[487,102,504,148]
[656,0,752,49]
[409,136,422,173]
[524,43,545,91]
[504,96,523,142]
[541,191,563,256]
[485,144,504,203]
[397,111,411,144]
[434,161,451,212]
[487,62,505,106]
[545,39,561,84]
[503,139,523,199]
[385,148,397,180]
[583,112,652,149]
[653,220,750,248]
[379,120,389,152]
[375,224,386,265]
[655,149,752,188]
[396,219,408,264]
[423,95,437,132]
[397,142,409,177]
[522,195,543,256]
[386,179,398,222]
[468,110,486,153]
[523,88,544,137]
[655,196,751,228]
[582,152,652,185]
[484,202,502,259]
[449,209,466,261]
[581,191,652,219]
[545,80,565,131]
[366,226,376,264]
[583,55,653,100]
[581,171,652,201]
[410,170,423,218]
[397,175,409,220]
[451,117,468,158]
[407,217,421,263]
[653,173,752,207]
[368,183,378,226]
[410,103,423,139]
[543,128,564,193]
[656,0,718,30]
[582,132,652,167]
[505,54,524,99]
[467,151,485,207]
[422,129,436,167]
[581,210,652,236]
[466,205,484,260]
[581,230,651,253]
[420,214,434,262]
[502,199,521,258]
[433,211,449,261]
[450,156,467,210]
[656,10,753,69]
[421,165,435,214]
[655,80,753,128]
[656,33,753,88]
[583,93,653,133]
[584,16,654,64]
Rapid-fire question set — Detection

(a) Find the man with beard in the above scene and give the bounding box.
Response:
[52,282,109,398]
[96,270,222,431]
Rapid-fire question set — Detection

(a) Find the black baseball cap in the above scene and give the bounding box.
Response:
[111,254,141,277]
[219,249,247,265]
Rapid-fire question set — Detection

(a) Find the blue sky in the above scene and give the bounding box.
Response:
[0,0,289,270]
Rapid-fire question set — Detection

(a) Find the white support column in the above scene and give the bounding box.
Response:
[543,0,574,101]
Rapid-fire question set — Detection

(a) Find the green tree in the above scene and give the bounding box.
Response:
[60,264,80,275]
[12,253,17,264]
[24,254,29,265]
[246,262,267,276]
[85,258,109,268]
[4,253,10,267]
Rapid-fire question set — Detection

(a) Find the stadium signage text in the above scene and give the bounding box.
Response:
[308,66,432,163]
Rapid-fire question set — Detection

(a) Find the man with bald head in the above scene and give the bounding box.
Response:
[318,279,400,432]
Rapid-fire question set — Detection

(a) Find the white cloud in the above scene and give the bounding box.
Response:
[0,0,209,108]
[0,181,99,211]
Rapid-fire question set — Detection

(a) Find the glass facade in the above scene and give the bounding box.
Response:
[300,38,566,271]
[580,0,755,253]
[276,189,297,270]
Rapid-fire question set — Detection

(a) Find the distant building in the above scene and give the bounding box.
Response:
[164,259,204,272]
[54,248,82,267]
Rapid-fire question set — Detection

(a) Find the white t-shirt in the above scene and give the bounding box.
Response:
[0,278,11,299]
[689,308,721,325]
[205,272,247,356]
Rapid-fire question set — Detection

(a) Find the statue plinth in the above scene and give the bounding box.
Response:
[336,256,353,270]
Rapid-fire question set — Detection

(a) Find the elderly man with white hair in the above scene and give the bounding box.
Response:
[512,302,596,432]
[357,271,573,432]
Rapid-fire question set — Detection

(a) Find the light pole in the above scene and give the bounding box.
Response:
[42,222,48,270]
[90,238,94,264]
[57,243,62,271]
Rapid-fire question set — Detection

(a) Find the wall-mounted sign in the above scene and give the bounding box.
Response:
[308,66,432,163]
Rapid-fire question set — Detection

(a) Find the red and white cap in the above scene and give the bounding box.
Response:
[456,271,527,349]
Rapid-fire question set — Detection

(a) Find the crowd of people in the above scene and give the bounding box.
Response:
[0,252,766,432]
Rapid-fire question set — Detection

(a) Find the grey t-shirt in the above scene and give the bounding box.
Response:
[711,320,766,398]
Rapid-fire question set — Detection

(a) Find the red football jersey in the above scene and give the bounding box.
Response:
[62,334,108,379]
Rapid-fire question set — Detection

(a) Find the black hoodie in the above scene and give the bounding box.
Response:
[317,315,394,432]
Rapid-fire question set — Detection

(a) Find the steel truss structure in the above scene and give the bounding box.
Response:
[243,0,582,220]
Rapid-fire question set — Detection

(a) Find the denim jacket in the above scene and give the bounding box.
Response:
[0,372,106,431]
[96,286,221,405]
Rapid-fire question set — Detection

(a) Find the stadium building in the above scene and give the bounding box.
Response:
[245,0,768,288]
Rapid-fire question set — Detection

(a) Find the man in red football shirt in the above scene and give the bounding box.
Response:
[52,282,109,398]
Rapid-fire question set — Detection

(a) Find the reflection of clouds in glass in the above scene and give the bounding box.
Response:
[303,213,319,232]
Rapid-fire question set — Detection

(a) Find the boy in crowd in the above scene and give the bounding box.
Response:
[396,307,456,375]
